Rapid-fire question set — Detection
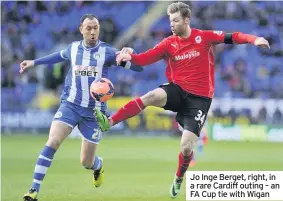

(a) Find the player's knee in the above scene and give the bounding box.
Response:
[141,89,166,107]
[47,121,71,150]
[141,91,156,106]
[180,129,198,155]
[180,140,194,156]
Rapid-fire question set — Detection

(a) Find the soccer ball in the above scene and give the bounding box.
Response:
[90,78,114,102]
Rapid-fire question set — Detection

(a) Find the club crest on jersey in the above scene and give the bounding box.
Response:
[73,65,99,77]
[195,36,202,43]
[94,53,100,60]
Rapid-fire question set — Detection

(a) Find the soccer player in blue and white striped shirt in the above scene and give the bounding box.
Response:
[20,14,142,201]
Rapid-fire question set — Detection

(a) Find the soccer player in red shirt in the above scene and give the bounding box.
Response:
[95,2,270,198]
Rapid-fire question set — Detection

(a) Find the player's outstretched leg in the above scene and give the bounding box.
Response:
[95,89,167,131]
[23,121,72,201]
[94,97,145,132]
[170,130,196,199]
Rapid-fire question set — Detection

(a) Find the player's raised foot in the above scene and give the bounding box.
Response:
[94,108,110,132]
[170,175,183,199]
[93,157,104,187]
[23,188,38,201]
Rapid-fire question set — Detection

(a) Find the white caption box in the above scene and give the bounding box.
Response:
[186,171,283,200]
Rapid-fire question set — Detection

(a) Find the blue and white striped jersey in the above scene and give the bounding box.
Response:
[59,40,135,110]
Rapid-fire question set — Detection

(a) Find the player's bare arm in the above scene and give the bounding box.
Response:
[115,47,134,65]
[114,47,143,72]
[254,37,270,48]
[231,32,270,48]
[116,52,132,65]
[19,60,35,74]
[116,47,134,55]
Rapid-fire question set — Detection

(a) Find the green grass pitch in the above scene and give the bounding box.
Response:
[2,135,283,201]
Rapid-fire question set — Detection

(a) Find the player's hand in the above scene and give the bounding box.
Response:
[116,53,132,65]
[254,37,270,49]
[19,60,35,74]
[116,47,134,55]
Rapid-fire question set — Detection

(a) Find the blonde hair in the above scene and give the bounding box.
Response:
[167,2,191,19]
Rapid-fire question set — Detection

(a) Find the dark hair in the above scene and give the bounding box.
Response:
[167,2,191,19]
[80,14,99,24]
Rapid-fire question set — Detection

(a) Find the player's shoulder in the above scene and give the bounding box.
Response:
[192,28,206,36]
[192,28,223,36]
[99,41,112,48]
[156,35,178,48]
[164,35,177,43]
[99,41,115,50]
[70,40,82,46]
[60,41,81,57]
[99,41,117,53]
[191,28,218,43]
[64,40,82,51]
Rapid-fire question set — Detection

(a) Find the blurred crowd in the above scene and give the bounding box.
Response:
[1,1,283,124]
[211,105,283,126]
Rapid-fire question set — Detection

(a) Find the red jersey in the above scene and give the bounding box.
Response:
[130,28,257,98]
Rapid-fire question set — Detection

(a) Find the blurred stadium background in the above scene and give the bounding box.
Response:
[1,1,283,201]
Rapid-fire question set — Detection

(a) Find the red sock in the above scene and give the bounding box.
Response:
[176,151,194,178]
[111,97,145,125]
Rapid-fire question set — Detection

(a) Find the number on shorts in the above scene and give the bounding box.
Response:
[92,129,99,140]
[194,110,206,125]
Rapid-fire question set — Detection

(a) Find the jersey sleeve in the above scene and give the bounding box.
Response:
[203,30,226,45]
[130,38,168,66]
[60,43,72,60]
[203,30,257,45]
[106,47,119,66]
